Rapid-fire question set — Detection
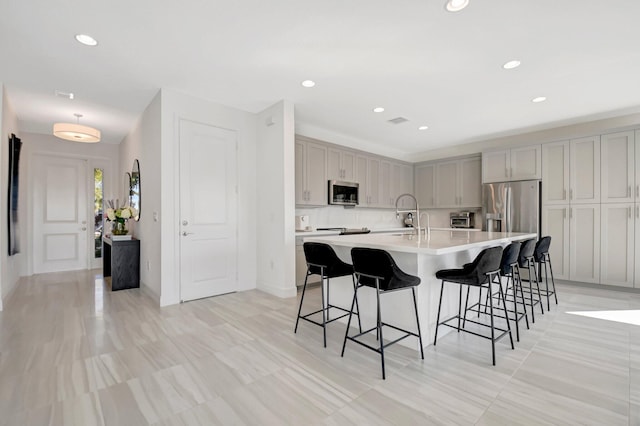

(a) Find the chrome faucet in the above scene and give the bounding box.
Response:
[395,193,423,238]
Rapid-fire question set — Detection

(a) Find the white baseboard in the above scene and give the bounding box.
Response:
[257,282,296,298]
[140,280,161,304]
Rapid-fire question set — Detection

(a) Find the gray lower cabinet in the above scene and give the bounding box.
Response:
[103,237,140,291]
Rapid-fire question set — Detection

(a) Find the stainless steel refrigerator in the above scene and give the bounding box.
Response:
[482,180,541,235]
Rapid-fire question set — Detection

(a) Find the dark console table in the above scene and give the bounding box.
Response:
[103,236,140,291]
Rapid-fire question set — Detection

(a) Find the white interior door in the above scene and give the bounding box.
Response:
[33,155,88,273]
[179,120,238,302]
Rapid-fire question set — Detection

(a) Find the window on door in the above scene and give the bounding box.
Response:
[94,168,104,259]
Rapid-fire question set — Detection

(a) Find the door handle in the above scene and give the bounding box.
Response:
[81,227,87,231]
[569,189,573,200]
[182,232,194,236]
[182,220,189,226]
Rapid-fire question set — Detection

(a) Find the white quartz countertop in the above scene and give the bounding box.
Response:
[295,227,481,237]
[304,230,536,255]
[295,227,409,237]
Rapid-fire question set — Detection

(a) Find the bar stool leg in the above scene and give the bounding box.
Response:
[321,272,327,348]
[411,287,424,359]
[547,254,558,305]
[352,274,363,333]
[514,264,529,330]
[341,282,359,357]
[488,279,496,366]
[508,272,520,342]
[530,260,544,315]
[294,268,311,333]
[433,281,445,346]
[457,284,463,332]
[376,281,386,380]
[463,287,470,328]
[496,274,514,350]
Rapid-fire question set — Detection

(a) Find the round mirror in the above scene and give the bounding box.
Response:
[130,159,141,221]
[123,172,131,205]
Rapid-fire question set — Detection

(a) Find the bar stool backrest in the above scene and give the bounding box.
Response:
[534,236,552,262]
[518,239,536,267]
[466,246,503,283]
[350,248,400,290]
[500,242,522,275]
[303,242,350,277]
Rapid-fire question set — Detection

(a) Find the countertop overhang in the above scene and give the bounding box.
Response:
[304,230,537,255]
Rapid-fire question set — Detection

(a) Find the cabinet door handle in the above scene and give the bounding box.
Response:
[563,208,566,219]
[628,186,632,198]
[505,168,509,178]
[569,189,573,200]
[563,189,566,200]
[510,167,513,177]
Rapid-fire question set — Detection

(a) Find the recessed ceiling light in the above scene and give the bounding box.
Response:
[373,107,385,113]
[445,0,469,12]
[301,80,315,88]
[418,126,429,130]
[55,90,74,100]
[532,96,547,103]
[75,34,98,46]
[503,60,521,70]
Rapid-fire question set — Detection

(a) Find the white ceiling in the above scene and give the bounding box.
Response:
[2,0,640,156]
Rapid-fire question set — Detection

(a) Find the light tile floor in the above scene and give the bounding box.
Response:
[0,270,639,425]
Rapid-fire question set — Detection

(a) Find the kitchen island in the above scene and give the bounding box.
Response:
[303,230,537,351]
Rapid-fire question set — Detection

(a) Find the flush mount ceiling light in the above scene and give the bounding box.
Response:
[373,107,385,113]
[532,96,547,103]
[53,113,101,143]
[418,126,429,130]
[301,80,316,88]
[75,34,98,46]
[445,0,469,12]
[503,60,521,70]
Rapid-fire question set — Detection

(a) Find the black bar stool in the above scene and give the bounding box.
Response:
[341,247,424,380]
[434,246,514,366]
[518,238,544,323]
[493,242,530,341]
[534,236,558,311]
[295,242,361,347]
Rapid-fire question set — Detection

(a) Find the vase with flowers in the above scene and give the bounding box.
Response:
[105,204,137,236]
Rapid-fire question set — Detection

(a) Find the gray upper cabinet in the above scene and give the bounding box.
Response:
[295,139,327,206]
[601,130,635,203]
[482,145,541,183]
[328,147,356,182]
[416,156,481,209]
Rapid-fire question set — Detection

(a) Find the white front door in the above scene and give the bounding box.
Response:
[33,155,89,273]
[179,120,238,302]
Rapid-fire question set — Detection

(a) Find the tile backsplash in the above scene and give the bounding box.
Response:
[295,206,481,230]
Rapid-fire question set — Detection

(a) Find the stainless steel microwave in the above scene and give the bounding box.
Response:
[328,180,359,206]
